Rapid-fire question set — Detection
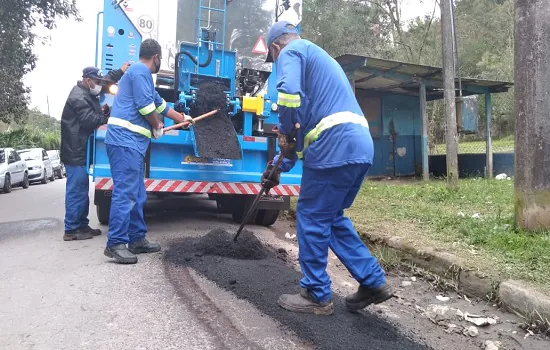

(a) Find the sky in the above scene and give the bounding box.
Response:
[24,0,438,119]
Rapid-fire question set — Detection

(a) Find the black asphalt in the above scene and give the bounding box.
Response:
[164,229,428,350]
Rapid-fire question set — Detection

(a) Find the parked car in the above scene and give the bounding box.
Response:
[17,148,55,184]
[47,150,65,179]
[0,147,29,193]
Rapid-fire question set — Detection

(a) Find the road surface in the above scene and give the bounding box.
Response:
[0,179,548,349]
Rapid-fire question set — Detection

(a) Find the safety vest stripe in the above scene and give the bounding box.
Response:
[139,103,156,116]
[297,112,369,159]
[156,100,167,114]
[278,92,301,102]
[278,98,301,108]
[108,117,152,138]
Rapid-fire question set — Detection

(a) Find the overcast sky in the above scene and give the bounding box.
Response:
[24,0,438,119]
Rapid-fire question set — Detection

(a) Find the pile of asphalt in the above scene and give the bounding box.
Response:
[190,81,242,160]
[164,232,426,350]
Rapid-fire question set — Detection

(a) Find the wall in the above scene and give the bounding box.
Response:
[429,153,515,178]
[356,91,422,177]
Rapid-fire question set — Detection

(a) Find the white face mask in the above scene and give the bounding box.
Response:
[90,84,102,96]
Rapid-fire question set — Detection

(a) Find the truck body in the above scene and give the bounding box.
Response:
[90,0,304,226]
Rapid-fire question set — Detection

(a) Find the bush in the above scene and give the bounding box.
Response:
[0,127,60,150]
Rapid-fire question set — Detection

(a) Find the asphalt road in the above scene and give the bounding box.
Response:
[1,179,548,349]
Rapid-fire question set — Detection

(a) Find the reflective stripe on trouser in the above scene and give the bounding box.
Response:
[64,165,90,232]
[297,112,370,159]
[105,144,147,247]
[296,163,386,303]
[108,117,152,138]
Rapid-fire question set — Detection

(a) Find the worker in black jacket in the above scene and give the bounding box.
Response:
[61,64,127,241]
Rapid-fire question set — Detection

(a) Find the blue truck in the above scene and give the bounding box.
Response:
[90,0,303,226]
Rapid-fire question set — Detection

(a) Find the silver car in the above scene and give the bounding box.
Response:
[0,148,30,193]
[47,150,66,179]
[17,148,55,184]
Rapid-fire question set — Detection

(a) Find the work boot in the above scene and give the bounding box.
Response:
[128,238,161,254]
[278,290,334,316]
[63,230,93,241]
[345,283,394,312]
[80,225,102,236]
[104,244,138,264]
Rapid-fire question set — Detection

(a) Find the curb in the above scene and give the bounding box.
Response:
[358,229,550,323]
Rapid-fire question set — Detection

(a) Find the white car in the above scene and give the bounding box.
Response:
[17,148,55,184]
[47,150,66,179]
[0,148,30,193]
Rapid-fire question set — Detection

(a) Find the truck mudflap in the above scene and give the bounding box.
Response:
[94,177,300,196]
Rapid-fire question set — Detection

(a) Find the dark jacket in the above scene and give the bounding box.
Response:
[60,69,124,166]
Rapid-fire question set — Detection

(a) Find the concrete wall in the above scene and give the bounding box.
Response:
[429,153,515,178]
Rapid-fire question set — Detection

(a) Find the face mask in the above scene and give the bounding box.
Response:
[90,84,102,96]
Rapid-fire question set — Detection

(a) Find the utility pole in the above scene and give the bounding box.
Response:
[46,96,51,117]
[514,0,550,229]
[441,0,459,188]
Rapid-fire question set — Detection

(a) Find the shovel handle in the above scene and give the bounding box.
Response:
[162,109,219,132]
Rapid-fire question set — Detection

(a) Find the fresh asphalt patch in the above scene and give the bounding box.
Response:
[164,229,428,350]
[190,81,242,160]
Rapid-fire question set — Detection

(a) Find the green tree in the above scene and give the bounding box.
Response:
[0,0,80,124]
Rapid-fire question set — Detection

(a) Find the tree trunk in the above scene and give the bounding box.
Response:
[514,0,550,229]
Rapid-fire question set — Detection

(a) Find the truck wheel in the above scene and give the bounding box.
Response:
[96,204,111,225]
[231,196,257,224]
[255,209,280,227]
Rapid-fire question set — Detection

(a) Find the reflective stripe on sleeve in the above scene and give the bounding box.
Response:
[138,103,156,116]
[156,100,167,114]
[277,92,301,108]
[108,117,152,138]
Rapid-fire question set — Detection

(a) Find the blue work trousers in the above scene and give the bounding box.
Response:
[106,144,147,247]
[64,165,90,232]
[297,163,387,303]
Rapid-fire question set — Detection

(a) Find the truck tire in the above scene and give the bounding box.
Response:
[96,203,111,225]
[231,196,257,224]
[254,209,280,226]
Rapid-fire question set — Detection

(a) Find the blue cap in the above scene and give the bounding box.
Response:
[265,20,298,62]
[82,67,103,80]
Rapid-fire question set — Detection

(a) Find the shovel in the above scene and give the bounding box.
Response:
[233,123,300,242]
[162,109,219,132]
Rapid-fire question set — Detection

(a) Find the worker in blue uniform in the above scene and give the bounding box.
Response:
[262,21,394,315]
[103,39,193,264]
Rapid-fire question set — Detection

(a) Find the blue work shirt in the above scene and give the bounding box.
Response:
[105,62,170,156]
[273,39,374,171]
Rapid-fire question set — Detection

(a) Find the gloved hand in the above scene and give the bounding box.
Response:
[152,128,164,139]
[183,113,195,125]
[261,162,281,190]
[277,133,297,159]
[101,104,111,116]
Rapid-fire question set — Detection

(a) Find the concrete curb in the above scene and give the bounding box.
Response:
[357,229,550,323]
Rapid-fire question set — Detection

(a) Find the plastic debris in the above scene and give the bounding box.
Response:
[401,281,412,287]
[464,312,497,327]
[410,277,417,282]
[436,295,450,302]
[484,340,501,350]
[495,173,507,180]
[285,232,296,239]
[472,213,482,219]
[464,325,479,337]
[457,212,466,217]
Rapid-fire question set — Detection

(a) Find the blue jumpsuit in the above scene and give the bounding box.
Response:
[104,62,170,248]
[273,39,387,303]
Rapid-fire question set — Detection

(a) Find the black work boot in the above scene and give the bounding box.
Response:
[104,244,138,264]
[63,230,93,241]
[128,238,161,254]
[278,290,334,316]
[80,225,102,236]
[345,283,394,312]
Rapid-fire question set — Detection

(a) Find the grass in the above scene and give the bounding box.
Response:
[432,135,514,154]
[286,177,550,292]
[345,178,550,291]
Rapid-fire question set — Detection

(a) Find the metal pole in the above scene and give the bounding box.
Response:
[441,0,459,188]
[420,83,429,181]
[485,93,493,178]
[514,0,550,230]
